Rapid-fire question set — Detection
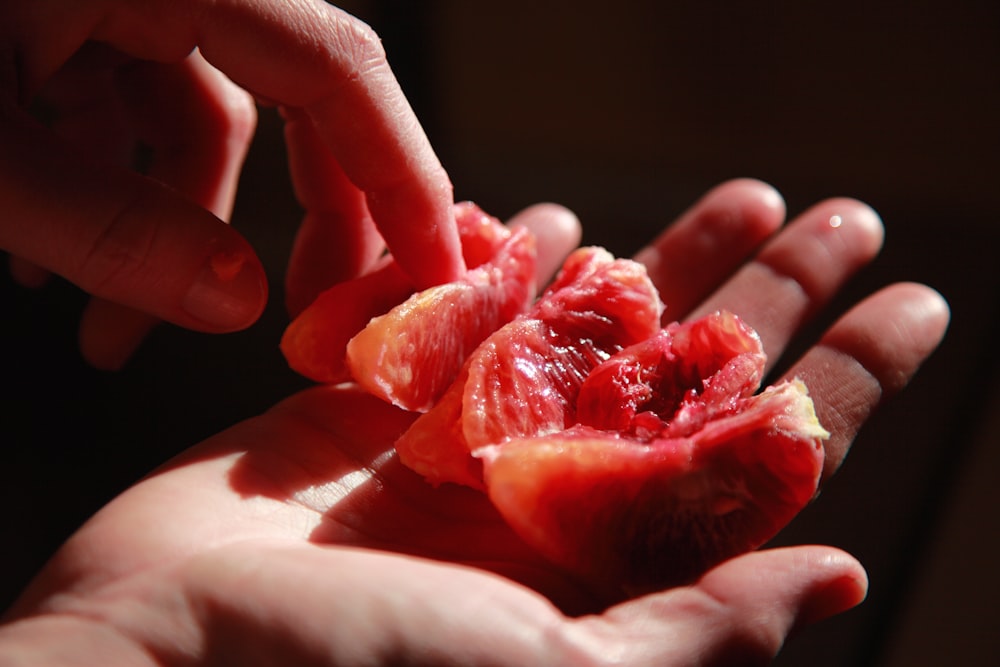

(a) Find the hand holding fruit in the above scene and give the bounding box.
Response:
[0,0,463,370]
[0,181,949,666]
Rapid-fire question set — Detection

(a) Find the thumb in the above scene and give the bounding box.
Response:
[574,546,868,666]
[0,102,266,333]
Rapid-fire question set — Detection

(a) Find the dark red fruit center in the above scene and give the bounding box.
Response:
[574,317,764,443]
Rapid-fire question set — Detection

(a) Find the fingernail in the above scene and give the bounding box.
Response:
[181,249,266,330]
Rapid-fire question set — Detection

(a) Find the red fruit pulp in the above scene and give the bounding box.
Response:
[346,225,536,412]
[441,308,828,594]
[480,366,826,593]
[283,207,829,595]
[281,202,531,386]
[575,311,766,440]
[394,247,663,488]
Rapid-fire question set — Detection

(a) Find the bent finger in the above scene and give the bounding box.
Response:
[77,53,258,368]
[282,107,384,317]
[14,0,465,288]
[114,52,256,221]
[0,103,266,333]
[8,255,51,289]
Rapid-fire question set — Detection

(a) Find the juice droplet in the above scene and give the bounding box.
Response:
[828,215,843,228]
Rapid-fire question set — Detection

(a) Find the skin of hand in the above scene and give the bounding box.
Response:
[0,181,950,666]
[0,0,465,370]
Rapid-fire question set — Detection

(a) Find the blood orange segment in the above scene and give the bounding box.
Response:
[478,379,828,593]
[346,226,536,412]
[281,202,527,384]
[280,258,413,384]
[576,311,766,439]
[283,200,832,593]
[395,247,663,488]
[385,365,482,488]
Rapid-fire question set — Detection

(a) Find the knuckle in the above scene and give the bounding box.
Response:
[548,618,631,667]
[223,88,257,146]
[76,194,158,296]
[327,11,388,83]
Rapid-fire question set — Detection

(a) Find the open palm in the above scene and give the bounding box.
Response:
[1,180,949,666]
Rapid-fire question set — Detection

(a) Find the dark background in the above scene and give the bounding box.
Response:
[3,1,998,665]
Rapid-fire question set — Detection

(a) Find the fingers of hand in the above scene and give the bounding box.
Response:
[0,104,266,332]
[4,49,264,365]
[567,546,867,666]
[180,0,464,287]
[76,53,259,367]
[11,0,463,326]
[505,203,582,286]
[782,282,950,479]
[283,107,385,316]
[690,197,885,371]
[78,299,158,370]
[635,178,786,319]
[114,53,257,221]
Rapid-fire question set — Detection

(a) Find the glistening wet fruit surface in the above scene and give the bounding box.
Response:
[394,247,663,488]
[284,211,828,594]
[480,368,826,593]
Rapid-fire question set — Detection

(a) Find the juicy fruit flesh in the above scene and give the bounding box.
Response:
[281,202,533,387]
[284,211,828,595]
[465,307,826,592]
[346,225,536,412]
[575,311,766,441]
[480,380,826,592]
[394,247,663,488]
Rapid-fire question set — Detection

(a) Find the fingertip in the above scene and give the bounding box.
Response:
[506,203,582,285]
[820,281,950,397]
[8,256,51,289]
[366,182,467,289]
[508,202,582,244]
[895,281,951,332]
[712,178,787,231]
[637,179,788,317]
[821,197,886,257]
[796,550,869,627]
[78,300,158,371]
[178,245,268,331]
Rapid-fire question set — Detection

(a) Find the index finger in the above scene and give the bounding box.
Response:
[12,0,465,288]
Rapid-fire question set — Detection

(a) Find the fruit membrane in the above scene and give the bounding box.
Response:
[286,211,829,593]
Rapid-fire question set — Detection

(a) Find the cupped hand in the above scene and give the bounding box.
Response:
[1,0,464,369]
[0,183,949,666]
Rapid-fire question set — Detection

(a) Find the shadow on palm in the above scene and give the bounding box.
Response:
[223,383,598,610]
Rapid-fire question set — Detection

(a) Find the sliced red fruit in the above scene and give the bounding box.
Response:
[395,247,664,488]
[281,202,528,385]
[478,379,827,594]
[280,257,413,384]
[399,302,825,592]
[284,201,830,594]
[575,311,766,439]
[346,225,536,412]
